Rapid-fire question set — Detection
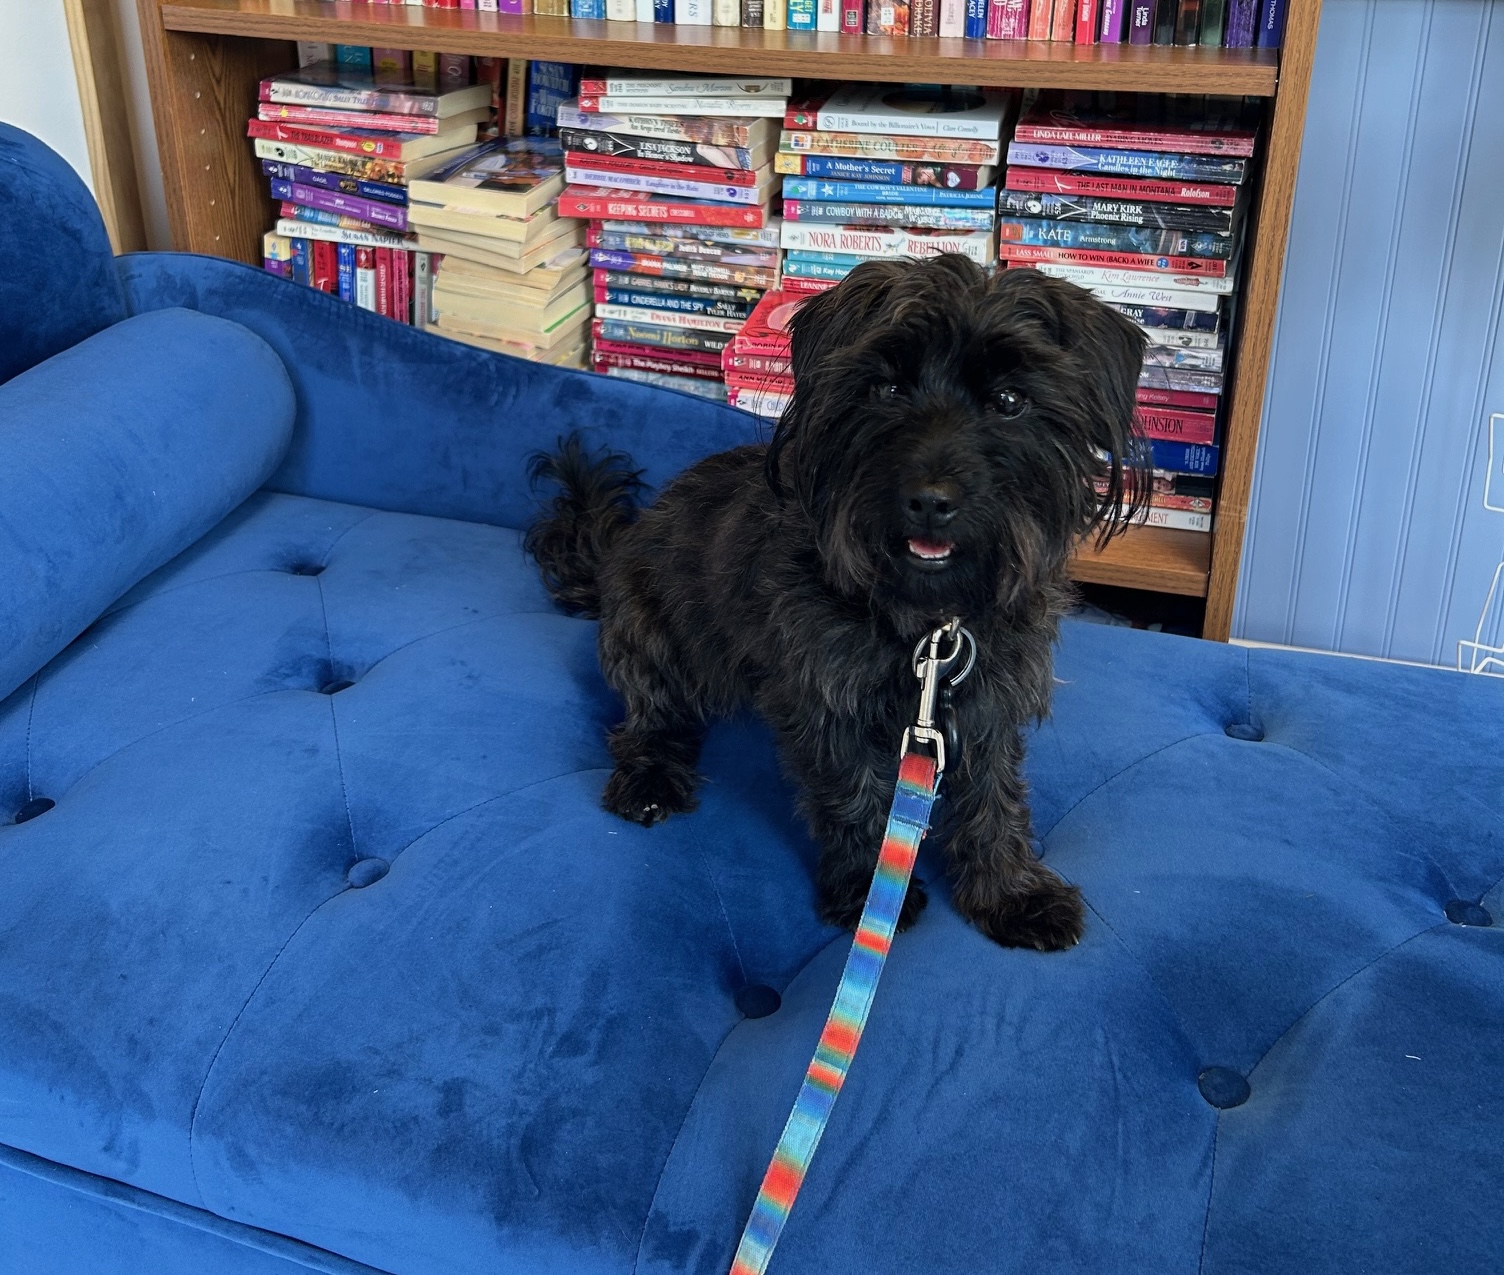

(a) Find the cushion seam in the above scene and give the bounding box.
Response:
[1038,733,1206,841]
[23,674,40,801]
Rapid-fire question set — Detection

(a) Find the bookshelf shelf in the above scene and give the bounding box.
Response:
[159,0,1281,94]
[1070,525,1211,597]
[136,0,1325,638]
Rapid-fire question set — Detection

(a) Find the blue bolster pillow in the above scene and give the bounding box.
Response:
[0,307,295,702]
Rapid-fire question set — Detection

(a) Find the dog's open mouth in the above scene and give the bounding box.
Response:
[906,537,955,566]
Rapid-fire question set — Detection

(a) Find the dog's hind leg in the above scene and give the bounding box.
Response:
[943,729,1084,951]
[597,618,708,828]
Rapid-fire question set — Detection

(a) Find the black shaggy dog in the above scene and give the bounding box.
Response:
[527,255,1145,950]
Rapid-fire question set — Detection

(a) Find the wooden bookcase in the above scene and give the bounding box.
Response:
[135,0,1323,640]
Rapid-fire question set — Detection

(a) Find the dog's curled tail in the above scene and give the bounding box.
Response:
[524,432,643,618]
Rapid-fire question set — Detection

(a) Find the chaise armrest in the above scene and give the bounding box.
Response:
[119,252,763,530]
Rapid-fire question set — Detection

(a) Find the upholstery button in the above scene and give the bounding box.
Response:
[320,680,354,695]
[1224,723,1263,742]
[1197,1067,1250,1109]
[13,797,55,824]
[1444,899,1493,927]
[346,858,389,888]
[735,985,782,1019]
[288,563,324,576]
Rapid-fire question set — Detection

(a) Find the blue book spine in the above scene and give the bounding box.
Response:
[1006,142,1248,184]
[782,178,995,207]
[527,61,580,135]
[336,244,356,303]
[290,238,311,287]
[570,0,605,16]
[259,160,407,206]
[1148,440,1219,475]
[964,0,988,38]
[655,0,674,17]
[1255,0,1285,47]
[786,249,871,267]
[998,218,1234,259]
[280,203,344,228]
[334,45,372,72]
[783,258,859,281]
[788,0,817,26]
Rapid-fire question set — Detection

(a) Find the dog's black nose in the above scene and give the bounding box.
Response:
[903,480,961,529]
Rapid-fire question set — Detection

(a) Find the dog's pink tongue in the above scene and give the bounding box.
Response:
[907,537,953,560]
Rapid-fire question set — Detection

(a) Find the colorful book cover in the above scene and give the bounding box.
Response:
[783,177,994,206]
[409,137,566,219]
[997,188,1237,231]
[779,222,995,262]
[558,101,775,148]
[1006,142,1248,183]
[562,145,761,183]
[1003,165,1240,205]
[259,160,407,205]
[558,186,772,226]
[597,269,764,303]
[527,62,579,136]
[565,162,768,205]
[781,130,999,164]
[595,286,757,319]
[787,86,1009,139]
[269,179,409,230]
[561,127,764,170]
[589,249,781,288]
[997,242,1228,275]
[774,152,994,188]
[1225,0,1256,44]
[1021,259,1234,291]
[594,303,744,333]
[788,0,817,27]
[785,201,997,230]
[864,0,911,32]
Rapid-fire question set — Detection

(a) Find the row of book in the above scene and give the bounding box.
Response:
[306,0,1285,44]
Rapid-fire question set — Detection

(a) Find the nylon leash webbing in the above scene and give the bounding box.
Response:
[727,748,941,1275]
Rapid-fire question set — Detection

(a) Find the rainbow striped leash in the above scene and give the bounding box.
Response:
[728,619,973,1275]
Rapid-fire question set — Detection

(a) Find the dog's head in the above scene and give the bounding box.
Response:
[767,255,1146,619]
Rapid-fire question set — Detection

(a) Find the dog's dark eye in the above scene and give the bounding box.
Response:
[990,388,1027,418]
[875,382,901,399]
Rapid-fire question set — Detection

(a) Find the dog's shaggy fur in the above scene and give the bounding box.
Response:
[527,255,1145,950]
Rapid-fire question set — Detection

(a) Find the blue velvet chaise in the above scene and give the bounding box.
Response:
[1,123,1500,1275]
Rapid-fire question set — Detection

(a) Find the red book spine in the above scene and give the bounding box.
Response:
[394,249,411,323]
[1012,124,1257,157]
[1027,0,1054,37]
[780,275,838,294]
[721,351,793,375]
[1002,167,1241,206]
[1136,386,1220,411]
[724,369,796,392]
[997,244,1229,276]
[375,248,392,317]
[257,104,445,134]
[560,150,761,187]
[1134,406,1217,443]
[558,187,767,227]
[592,350,727,380]
[594,337,725,368]
[987,0,1027,36]
[1050,0,1075,35]
[247,118,410,157]
[1075,0,1099,40]
[311,239,337,292]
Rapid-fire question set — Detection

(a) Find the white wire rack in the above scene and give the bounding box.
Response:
[1458,412,1504,677]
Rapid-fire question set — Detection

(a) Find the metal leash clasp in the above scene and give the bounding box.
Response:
[901,617,976,776]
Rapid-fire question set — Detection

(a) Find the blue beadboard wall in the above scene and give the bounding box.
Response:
[1234,0,1504,667]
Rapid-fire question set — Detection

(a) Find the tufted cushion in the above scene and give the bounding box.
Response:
[0,307,295,703]
[0,124,127,386]
[0,488,1500,1274]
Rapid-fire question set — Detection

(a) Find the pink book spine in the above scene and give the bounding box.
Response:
[986,0,1028,36]
[1027,0,1052,37]
[1074,0,1098,39]
[840,0,864,30]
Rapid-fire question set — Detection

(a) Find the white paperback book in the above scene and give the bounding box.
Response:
[938,0,964,33]
[676,0,712,22]
[804,85,1010,140]
[817,0,839,28]
[635,0,656,16]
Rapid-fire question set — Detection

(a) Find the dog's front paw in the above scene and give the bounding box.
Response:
[956,878,1084,951]
[601,764,699,826]
[820,879,928,932]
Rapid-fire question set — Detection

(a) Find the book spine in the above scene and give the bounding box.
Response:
[336,242,356,301]
[998,243,1227,275]
[263,256,293,278]
[595,304,743,332]
[779,222,995,261]
[596,288,756,318]
[784,256,859,280]
[660,0,677,18]
[269,180,410,229]
[721,352,793,375]
[590,250,781,288]
[783,178,995,206]
[605,0,635,16]
[788,0,816,27]
[566,149,759,184]
[764,0,788,27]
[395,249,412,323]
[1147,439,1218,475]
[564,165,766,204]
[1152,0,1176,41]
[1011,122,1255,157]
[1003,166,1239,206]
[559,103,764,146]
[1027,0,1053,38]
[986,0,1025,37]
[1020,259,1234,291]
[818,0,841,29]
[1075,0,1099,41]
[258,103,447,134]
[276,217,413,248]
[1049,0,1073,36]
[1112,304,1219,331]
[594,320,733,352]
[354,248,377,310]
[964,0,988,36]
[503,61,527,137]
[779,153,992,188]
[865,0,909,34]
[598,269,762,301]
[260,161,408,205]
[782,130,999,163]
[1225,0,1255,44]
[290,237,311,286]
[1006,143,1247,182]
[559,190,766,226]
[1129,0,1153,41]
[1136,386,1220,410]
[596,349,726,379]
[997,189,1236,231]
[573,0,606,17]
[1198,0,1226,43]
[1134,406,1216,442]
[561,130,759,170]
[413,252,433,328]
[375,248,393,316]
[1098,0,1124,37]
[311,238,337,292]
[371,48,414,84]
[1174,0,1201,41]
[1255,0,1285,46]
[335,45,373,72]
[742,0,766,23]
[786,200,994,229]
[438,54,470,85]
[910,0,937,35]
[675,0,711,21]
[938,0,964,33]
[296,42,333,66]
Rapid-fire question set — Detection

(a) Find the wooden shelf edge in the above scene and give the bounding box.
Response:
[1068,524,1210,597]
[158,0,1281,94]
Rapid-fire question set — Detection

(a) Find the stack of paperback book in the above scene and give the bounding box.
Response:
[1000,90,1259,534]
[553,71,788,401]
[775,85,1006,310]
[252,61,491,323]
[408,138,589,364]
[720,290,800,418]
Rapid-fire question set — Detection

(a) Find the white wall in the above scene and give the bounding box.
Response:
[0,5,93,193]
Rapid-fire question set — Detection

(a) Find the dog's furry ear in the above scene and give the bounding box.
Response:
[987,269,1149,538]
[766,259,918,501]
